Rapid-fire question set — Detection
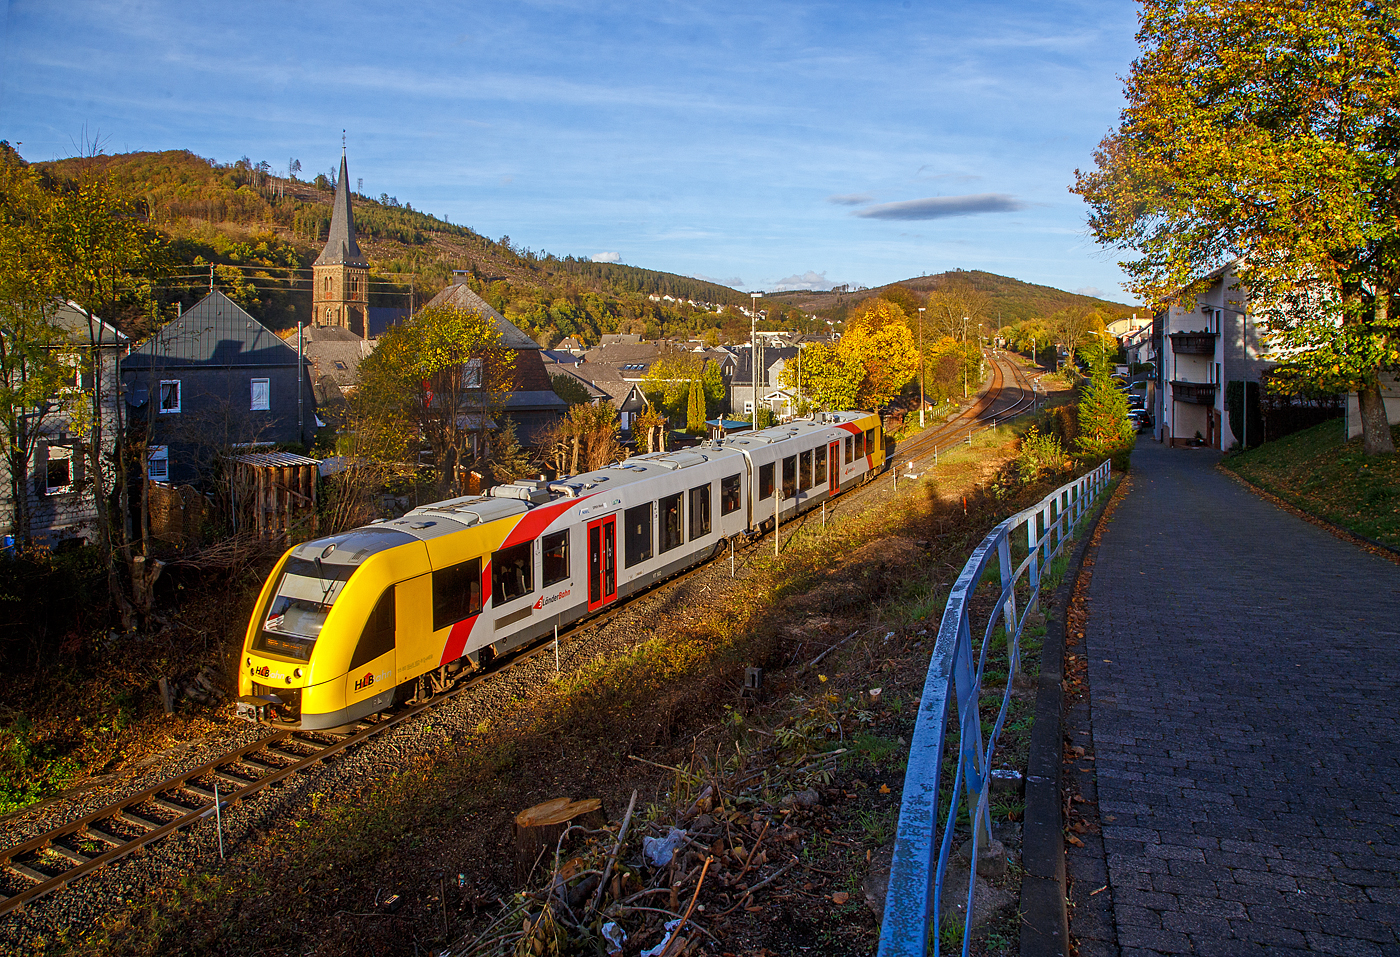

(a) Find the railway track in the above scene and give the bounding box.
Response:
[0,352,1045,920]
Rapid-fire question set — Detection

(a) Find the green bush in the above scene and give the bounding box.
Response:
[1016,427,1070,482]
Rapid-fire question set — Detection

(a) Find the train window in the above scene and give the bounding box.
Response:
[758,463,774,500]
[798,450,812,491]
[433,557,483,631]
[720,474,742,515]
[844,435,853,464]
[255,558,359,660]
[689,484,711,539]
[659,493,684,553]
[542,531,570,587]
[855,430,865,459]
[349,587,396,670]
[492,541,535,605]
[782,456,796,499]
[865,428,877,456]
[814,445,827,486]
[625,503,652,567]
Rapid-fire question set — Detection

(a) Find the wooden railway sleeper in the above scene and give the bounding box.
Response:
[81,826,124,847]
[212,769,255,788]
[6,861,52,884]
[150,796,197,816]
[44,843,90,866]
[118,810,159,831]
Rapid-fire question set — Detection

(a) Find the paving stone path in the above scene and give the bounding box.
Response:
[1068,439,1400,956]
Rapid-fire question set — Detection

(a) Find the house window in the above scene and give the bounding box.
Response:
[744,401,754,415]
[333,360,347,370]
[159,380,181,413]
[44,443,73,495]
[461,358,483,389]
[148,446,169,482]
[251,378,270,411]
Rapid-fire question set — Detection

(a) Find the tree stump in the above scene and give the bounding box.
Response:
[513,797,605,885]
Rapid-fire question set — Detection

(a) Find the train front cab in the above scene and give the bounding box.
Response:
[238,529,434,730]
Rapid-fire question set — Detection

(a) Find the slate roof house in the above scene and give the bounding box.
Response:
[420,278,568,444]
[729,344,797,418]
[0,302,127,544]
[121,291,316,485]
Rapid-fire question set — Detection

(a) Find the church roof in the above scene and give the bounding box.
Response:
[422,282,541,351]
[314,152,368,268]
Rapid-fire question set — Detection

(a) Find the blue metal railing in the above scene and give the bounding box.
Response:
[878,460,1112,956]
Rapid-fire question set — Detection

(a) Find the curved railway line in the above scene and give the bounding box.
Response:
[0,352,1047,921]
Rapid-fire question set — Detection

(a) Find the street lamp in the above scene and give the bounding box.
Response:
[962,316,970,398]
[750,292,763,424]
[918,307,926,427]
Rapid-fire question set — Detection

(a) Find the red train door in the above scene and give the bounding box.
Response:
[587,515,617,612]
[829,441,840,494]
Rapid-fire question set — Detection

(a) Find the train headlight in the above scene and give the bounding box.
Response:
[293,668,302,678]
[285,675,293,684]
[246,657,252,666]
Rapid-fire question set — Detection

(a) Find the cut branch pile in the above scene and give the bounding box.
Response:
[452,699,868,957]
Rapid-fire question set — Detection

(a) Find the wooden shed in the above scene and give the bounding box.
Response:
[229,451,320,538]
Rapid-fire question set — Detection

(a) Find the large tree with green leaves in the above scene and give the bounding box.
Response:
[1073,0,1400,454]
[353,304,516,491]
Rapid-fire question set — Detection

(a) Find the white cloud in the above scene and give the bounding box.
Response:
[691,273,745,289]
[591,251,622,263]
[1073,286,1104,298]
[853,193,1027,220]
[826,193,874,206]
[770,270,840,292]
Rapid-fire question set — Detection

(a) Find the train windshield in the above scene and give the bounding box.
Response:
[254,558,358,660]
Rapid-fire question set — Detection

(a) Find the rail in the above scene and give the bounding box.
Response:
[878,459,1112,956]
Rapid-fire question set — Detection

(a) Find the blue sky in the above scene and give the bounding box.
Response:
[1,0,1140,300]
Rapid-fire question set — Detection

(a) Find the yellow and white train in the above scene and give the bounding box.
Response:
[237,412,884,730]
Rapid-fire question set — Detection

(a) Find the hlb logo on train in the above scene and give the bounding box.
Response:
[354,669,390,692]
[533,588,571,610]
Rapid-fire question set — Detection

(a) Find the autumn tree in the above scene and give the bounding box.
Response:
[685,377,706,434]
[1050,305,1105,374]
[0,152,84,540]
[1073,0,1400,454]
[641,351,723,426]
[783,299,917,410]
[541,401,621,474]
[353,304,515,493]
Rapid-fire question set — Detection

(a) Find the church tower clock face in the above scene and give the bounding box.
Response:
[311,149,369,337]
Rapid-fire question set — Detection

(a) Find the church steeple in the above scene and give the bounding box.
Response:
[312,147,369,335]
[315,150,368,268]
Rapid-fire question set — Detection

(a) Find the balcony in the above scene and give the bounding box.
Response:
[1171,380,1216,405]
[1170,331,1218,355]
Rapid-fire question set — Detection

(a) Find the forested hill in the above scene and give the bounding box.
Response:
[35,149,1137,344]
[770,270,1142,327]
[37,150,748,343]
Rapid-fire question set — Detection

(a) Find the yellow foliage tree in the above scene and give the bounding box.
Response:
[781,298,917,410]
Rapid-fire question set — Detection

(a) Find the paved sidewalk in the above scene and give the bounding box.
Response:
[1070,439,1400,956]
